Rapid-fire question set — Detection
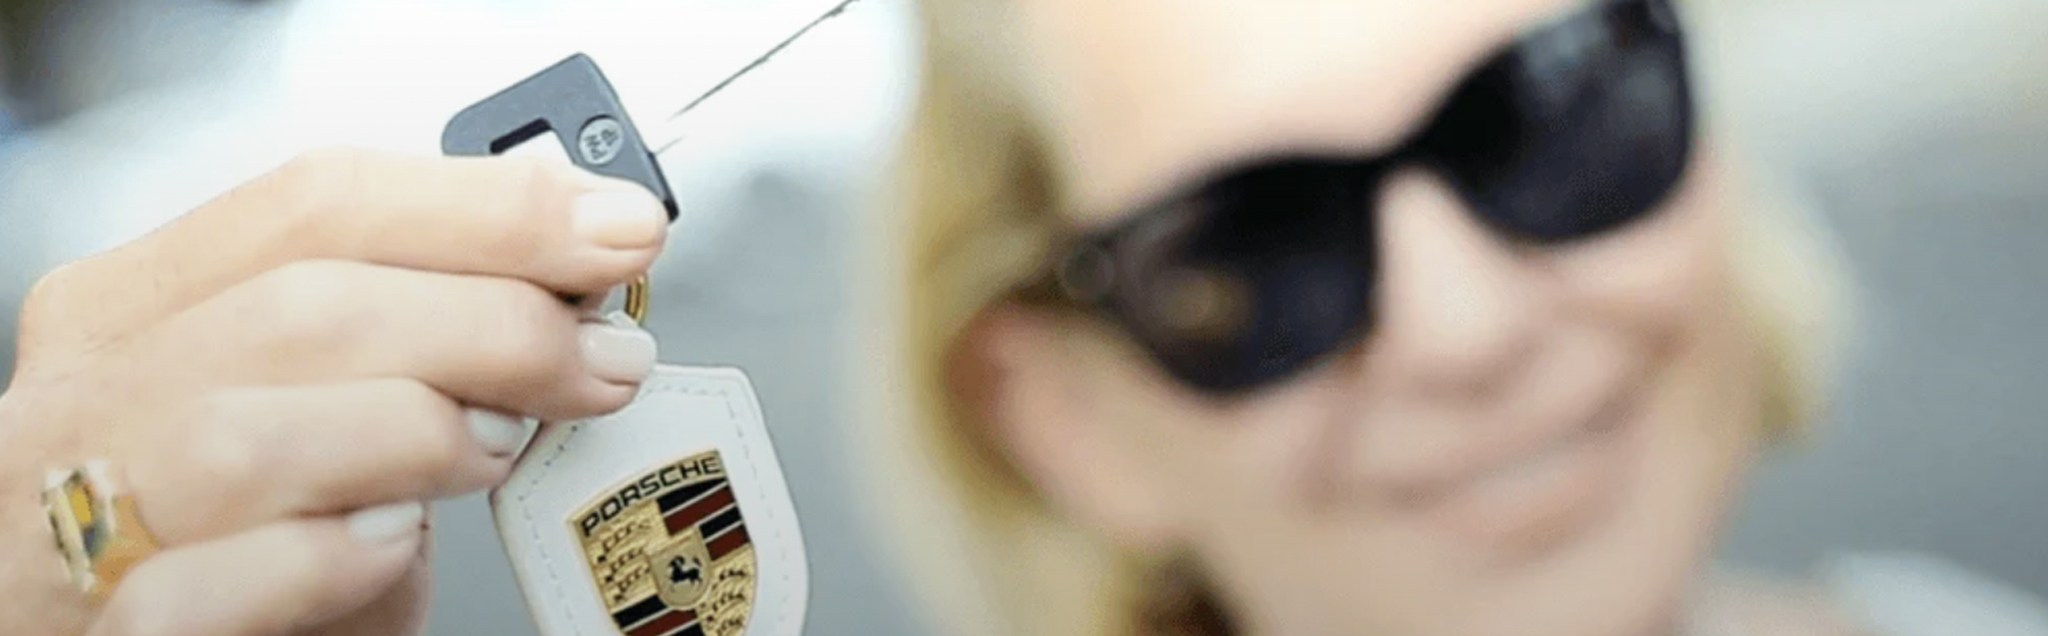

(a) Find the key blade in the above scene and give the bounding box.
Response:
[645,0,867,157]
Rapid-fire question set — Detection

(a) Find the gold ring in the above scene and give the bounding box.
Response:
[624,275,651,325]
[44,461,162,604]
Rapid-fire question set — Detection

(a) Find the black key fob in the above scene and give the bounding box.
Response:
[442,53,680,222]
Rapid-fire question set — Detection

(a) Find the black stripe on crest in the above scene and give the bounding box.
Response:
[657,477,727,514]
[698,506,743,538]
[612,595,667,628]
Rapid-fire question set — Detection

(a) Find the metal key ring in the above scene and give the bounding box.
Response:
[624,275,651,325]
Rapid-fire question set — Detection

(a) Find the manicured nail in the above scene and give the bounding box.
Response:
[580,322,658,383]
[573,190,667,250]
[348,501,426,545]
[466,409,527,457]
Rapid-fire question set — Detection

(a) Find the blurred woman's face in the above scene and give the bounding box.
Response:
[969,1,1765,635]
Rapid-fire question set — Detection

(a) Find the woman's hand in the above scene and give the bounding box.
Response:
[0,148,670,636]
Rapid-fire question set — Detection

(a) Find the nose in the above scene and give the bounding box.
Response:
[1359,169,1549,396]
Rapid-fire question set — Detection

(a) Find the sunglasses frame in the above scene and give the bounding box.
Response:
[1012,0,1697,397]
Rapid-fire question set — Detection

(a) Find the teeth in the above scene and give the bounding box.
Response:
[1484,434,1574,488]
[1483,409,1627,486]
[1465,435,1576,506]
[1586,392,1635,434]
[1436,402,1631,506]
[1543,431,1581,454]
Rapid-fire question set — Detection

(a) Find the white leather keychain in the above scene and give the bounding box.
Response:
[494,364,809,636]
[441,53,810,636]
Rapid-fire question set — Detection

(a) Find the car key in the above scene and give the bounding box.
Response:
[442,51,811,636]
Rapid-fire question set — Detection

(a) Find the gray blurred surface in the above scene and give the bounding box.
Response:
[1725,131,2048,592]
[1695,0,2048,595]
[0,1,2044,635]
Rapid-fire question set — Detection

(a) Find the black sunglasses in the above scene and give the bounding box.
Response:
[1017,0,1697,396]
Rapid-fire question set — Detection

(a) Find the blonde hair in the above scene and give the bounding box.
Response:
[850,2,1853,636]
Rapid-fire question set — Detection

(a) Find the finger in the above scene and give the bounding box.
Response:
[124,380,521,544]
[25,148,668,352]
[297,546,432,636]
[143,259,656,421]
[87,502,427,636]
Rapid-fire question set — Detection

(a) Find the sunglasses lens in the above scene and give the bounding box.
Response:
[1075,0,1694,397]
[1105,159,1377,393]
[1424,0,1694,242]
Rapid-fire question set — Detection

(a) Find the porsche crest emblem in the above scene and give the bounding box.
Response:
[570,450,758,636]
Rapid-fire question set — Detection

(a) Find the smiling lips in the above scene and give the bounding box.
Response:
[1369,377,1647,552]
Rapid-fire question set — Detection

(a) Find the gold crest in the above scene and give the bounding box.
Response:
[652,532,714,608]
[570,450,759,636]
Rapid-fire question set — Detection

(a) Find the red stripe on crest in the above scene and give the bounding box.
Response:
[707,526,751,560]
[664,487,735,535]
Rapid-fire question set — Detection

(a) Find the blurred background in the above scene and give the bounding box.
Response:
[1,0,2043,634]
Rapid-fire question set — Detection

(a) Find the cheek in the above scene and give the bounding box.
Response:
[1162,382,1496,634]
[1075,327,1345,524]
[1550,153,1738,339]
[1128,369,1374,542]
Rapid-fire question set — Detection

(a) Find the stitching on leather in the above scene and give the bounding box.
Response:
[708,377,800,632]
[517,421,590,636]
[512,375,798,635]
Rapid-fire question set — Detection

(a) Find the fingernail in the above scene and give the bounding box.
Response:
[580,322,657,383]
[466,409,527,457]
[573,190,667,250]
[348,501,426,545]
